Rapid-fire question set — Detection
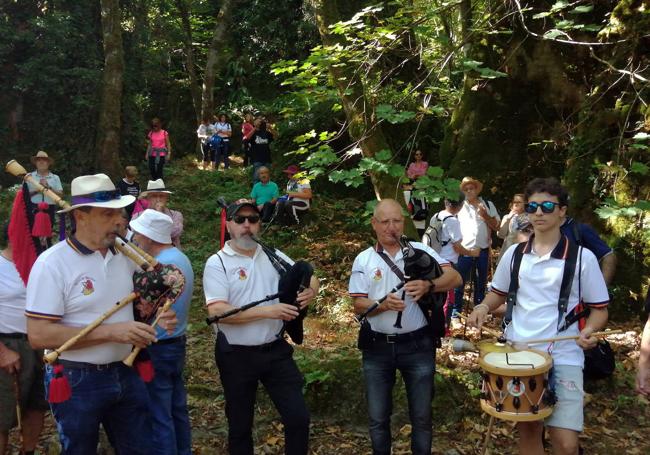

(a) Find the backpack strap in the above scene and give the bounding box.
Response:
[502,242,526,331]
[557,241,579,331]
[440,215,454,247]
[571,219,582,246]
[376,246,406,282]
[559,245,587,331]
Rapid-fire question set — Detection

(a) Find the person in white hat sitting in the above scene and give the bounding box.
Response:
[132,179,184,249]
[26,151,64,231]
[25,174,177,454]
[130,210,194,455]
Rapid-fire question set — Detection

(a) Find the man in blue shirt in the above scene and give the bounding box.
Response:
[130,209,194,455]
[560,217,616,284]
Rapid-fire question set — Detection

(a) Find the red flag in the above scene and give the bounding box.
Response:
[8,188,38,285]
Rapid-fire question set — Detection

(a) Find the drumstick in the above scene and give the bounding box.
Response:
[515,329,623,346]
[13,372,25,455]
[123,295,176,367]
[43,292,139,364]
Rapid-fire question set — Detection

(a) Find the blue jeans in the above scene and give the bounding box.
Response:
[452,248,489,316]
[214,140,230,169]
[146,338,192,455]
[44,362,152,454]
[362,335,435,455]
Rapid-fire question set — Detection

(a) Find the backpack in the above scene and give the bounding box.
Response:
[208,134,223,150]
[422,212,453,253]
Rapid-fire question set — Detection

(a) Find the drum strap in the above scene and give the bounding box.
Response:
[502,240,581,333]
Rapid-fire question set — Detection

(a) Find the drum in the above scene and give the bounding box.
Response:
[478,348,554,422]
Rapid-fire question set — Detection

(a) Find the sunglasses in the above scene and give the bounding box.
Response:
[231,215,260,224]
[524,201,560,214]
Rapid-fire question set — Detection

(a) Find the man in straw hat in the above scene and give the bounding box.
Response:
[26,151,64,229]
[25,174,176,454]
[468,177,608,455]
[130,209,194,455]
[0,224,48,455]
[133,179,184,248]
[451,176,500,320]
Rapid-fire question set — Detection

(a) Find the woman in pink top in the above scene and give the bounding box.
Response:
[145,117,172,180]
[241,112,255,166]
[406,149,428,180]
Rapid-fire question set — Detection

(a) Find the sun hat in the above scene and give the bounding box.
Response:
[460,176,483,193]
[58,174,135,213]
[282,165,300,175]
[30,151,54,165]
[140,179,173,197]
[130,209,173,244]
[226,199,260,220]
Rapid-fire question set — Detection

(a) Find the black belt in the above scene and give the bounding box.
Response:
[156,335,186,346]
[57,359,123,371]
[229,338,284,352]
[370,326,430,344]
[0,332,28,340]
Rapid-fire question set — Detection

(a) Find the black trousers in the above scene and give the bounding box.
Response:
[148,155,166,180]
[215,337,310,455]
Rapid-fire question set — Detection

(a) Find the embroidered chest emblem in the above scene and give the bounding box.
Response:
[80,278,95,295]
[372,268,382,281]
[238,268,248,280]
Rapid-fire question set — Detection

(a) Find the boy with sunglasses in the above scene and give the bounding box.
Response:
[203,201,319,455]
[468,178,609,455]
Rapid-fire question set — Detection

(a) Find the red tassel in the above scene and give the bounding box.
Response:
[407,201,414,214]
[32,202,52,238]
[135,359,155,382]
[48,364,71,403]
[8,189,38,285]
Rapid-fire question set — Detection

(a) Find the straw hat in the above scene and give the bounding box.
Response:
[130,209,173,244]
[460,176,483,193]
[140,179,173,197]
[58,174,135,213]
[30,151,54,165]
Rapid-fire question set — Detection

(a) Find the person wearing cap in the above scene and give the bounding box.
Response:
[26,151,64,228]
[24,174,177,454]
[203,200,319,455]
[273,165,312,226]
[451,176,500,319]
[133,179,184,249]
[0,224,48,455]
[130,210,194,455]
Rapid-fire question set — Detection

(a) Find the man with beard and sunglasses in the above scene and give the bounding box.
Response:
[25,174,177,454]
[468,178,609,455]
[203,200,319,455]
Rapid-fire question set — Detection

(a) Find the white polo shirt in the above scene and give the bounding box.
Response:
[490,235,609,367]
[26,237,138,363]
[457,198,500,249]
[349,242,450,334]
[203,242,294,346]
[0,254,27,334]
[431,210,462,264]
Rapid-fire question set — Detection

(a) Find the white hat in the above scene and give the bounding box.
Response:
[130,209,173,244]
[140,179,173,197]
[58,174,135,213]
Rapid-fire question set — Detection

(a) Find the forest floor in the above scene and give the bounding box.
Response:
[4,158,649,454]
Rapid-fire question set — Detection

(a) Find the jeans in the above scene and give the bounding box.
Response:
[215,338,310,455]
[146,338,192,455]
[452,248,489,316]
[362,335,435,455]
[44,362,152,455]
[214,140,230,169]
[149,155,166,180]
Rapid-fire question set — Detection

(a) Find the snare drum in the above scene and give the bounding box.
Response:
[479,348,554,422]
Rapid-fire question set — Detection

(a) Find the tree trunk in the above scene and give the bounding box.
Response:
[174,0,202,124]
[96,0,124,178]
[201,0,234,119]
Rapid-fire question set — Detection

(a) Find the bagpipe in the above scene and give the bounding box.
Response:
[357,235,444,330]
[6,159,185,400]
[205,233,313,345]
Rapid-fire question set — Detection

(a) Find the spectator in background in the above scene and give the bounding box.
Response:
[249,119,275,183]
[213,114,232,170]
[197,116,215,171]
[145,117,172,180]
[241,112,255,167]
[133,179,184,249]
[26,151,64,229]
[250,167,279,222]
[496,193,531,265]
[116,166,141,220]
[404,150,429,237]
[276,165,312,225]
[406,150,428,181]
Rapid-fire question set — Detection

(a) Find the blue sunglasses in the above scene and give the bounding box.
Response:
[524,201,560,214]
